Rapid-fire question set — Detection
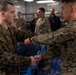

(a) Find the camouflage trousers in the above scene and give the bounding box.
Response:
[62,67,76,75]
[0,67,19,75]
[0,71,19,75]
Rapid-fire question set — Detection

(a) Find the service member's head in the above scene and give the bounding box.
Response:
[61,0,76,22]
[37,7,45,18]
[0,1,16,24]
[49,8,55,15]
[17,12,22,18]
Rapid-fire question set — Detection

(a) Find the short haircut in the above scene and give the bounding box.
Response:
[0,1,14,12]
[61,0,76,3]
[38,7,45,12]
[18,12,22,14]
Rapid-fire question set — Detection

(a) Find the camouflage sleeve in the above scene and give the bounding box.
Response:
[0,41,31,67]
[13,27,34,42]
[31,25,76,45]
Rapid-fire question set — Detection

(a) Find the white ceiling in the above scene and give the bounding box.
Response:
[0,0,61,2]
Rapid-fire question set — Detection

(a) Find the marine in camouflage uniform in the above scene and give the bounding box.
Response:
[31,19,76,75]
[35,17,51,34]
[15,18,26,29]
[34,8,52,71]
[15,12,26,29]
[0,25,33,75]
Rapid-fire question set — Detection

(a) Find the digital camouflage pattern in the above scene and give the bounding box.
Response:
[15,18,26,29]
[0,25,33,75]
[32,19,76,75]
[35,17,51,34]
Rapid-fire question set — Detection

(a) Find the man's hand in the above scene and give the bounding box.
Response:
[30,54,42,66]
[34,54,42,62]
[24,38,32,45]
[30,56,37,66]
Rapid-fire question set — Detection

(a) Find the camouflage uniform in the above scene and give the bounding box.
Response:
[31,19,76,75]
[35,17,51,34]
[15,18,26,29]
[0,25,33,75]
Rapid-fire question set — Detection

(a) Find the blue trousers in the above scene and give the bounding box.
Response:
[17,42,39,56]
[37,56,61,75]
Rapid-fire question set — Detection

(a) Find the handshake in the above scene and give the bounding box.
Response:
[24,38,42,66]
[30,54,42,66]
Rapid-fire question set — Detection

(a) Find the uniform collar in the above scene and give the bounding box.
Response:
[69,19,76,25]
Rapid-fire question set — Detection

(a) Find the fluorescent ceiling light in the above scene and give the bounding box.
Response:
[47,2,59,5]
[24,0,34,2]
[36,0,56,3]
